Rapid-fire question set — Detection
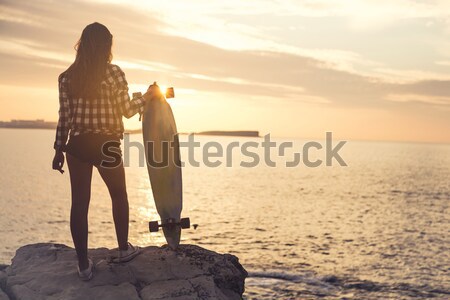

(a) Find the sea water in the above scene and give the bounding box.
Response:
[0,128,449,299]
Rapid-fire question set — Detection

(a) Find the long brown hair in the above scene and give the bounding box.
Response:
[66,22,113,99]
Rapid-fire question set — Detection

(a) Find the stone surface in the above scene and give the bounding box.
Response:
[0,270,7,300]
[0,289,9,300]
[3,243,247,300]
[0,270,6,290]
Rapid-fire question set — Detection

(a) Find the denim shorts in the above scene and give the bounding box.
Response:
[65,133,122,167]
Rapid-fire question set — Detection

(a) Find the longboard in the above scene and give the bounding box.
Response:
[139,84,189,250]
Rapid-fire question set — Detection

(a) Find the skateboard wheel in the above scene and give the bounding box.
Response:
[180,218,190,229]
[149,221,159,232]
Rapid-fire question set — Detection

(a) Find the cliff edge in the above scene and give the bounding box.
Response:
[0,243,247,300]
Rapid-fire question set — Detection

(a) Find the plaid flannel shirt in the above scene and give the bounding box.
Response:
[54,64,145,151]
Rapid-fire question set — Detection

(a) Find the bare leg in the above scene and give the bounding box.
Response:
[96,161,129,251]
[66,153,93,271]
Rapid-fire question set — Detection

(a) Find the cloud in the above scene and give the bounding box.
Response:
[435,60,450,67]
[386,93,450,106]
[96,0,450,85]
[1,0,450,113]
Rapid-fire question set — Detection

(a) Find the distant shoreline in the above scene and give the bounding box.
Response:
[194,130,260,137]
[0,119,57,129]
[126,129,260,137]
[0,120,259,138]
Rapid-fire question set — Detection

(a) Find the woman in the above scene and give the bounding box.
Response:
[52,22,156,281]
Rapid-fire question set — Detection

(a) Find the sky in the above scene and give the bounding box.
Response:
[0,0,450,143]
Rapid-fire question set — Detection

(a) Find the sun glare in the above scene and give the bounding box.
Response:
[159,85,168,96]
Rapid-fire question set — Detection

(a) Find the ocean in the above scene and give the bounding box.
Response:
[0,128,449,299]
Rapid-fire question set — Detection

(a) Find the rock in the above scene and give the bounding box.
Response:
[0,289,9,300]
[0,270,8,300]
[0,270,7,290]
[4,243,247,300]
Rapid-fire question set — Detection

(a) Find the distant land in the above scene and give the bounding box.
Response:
[0,120,259,137]
[0,119,57,129]
[127,129,260,137]
[194,130,260,137]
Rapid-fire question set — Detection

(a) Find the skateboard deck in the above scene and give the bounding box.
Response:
[141,87,185,249]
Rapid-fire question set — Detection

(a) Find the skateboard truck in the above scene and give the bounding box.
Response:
[133,84,174,101]
[149,82,175,99]
[149,217,190,232]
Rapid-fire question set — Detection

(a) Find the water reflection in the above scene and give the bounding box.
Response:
[0,129,449,299]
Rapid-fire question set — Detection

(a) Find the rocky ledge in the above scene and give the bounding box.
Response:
[0,243,247,300]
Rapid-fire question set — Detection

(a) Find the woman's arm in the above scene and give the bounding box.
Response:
[52,73,69,174]
[54,73,70,151]
[114,66,148,118]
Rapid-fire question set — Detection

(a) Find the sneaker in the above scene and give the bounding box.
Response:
[77,258,94,281]
[111,242,141,263]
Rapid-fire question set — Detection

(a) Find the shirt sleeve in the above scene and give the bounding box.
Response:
[54,73,70,151]
[114,66,146,119]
